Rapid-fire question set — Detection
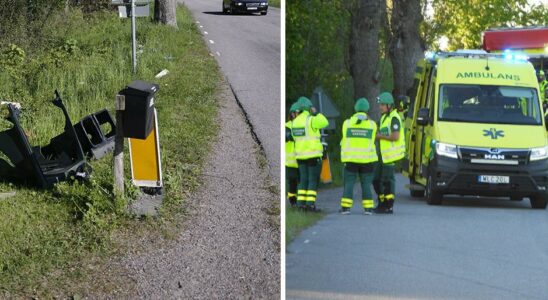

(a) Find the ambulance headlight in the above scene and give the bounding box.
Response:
[530,146,548,161]
[436,142,458,159]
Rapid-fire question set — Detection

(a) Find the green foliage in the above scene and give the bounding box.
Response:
[286,0,352,109]
[428,0,548,50]
[0,5,220,297]
[285,207,325,244]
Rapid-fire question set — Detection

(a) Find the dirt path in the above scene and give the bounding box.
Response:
[94,77,280,299]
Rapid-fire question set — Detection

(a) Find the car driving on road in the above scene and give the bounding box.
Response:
[222,0,268,15]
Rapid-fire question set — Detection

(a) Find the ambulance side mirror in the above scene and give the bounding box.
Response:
[416,108,430,126]
[545,114,548,131]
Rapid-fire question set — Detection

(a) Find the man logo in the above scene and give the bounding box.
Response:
[485,154,505,160]
[483,128,505,140]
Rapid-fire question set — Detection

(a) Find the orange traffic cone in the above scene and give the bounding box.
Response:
[320,153,332,184]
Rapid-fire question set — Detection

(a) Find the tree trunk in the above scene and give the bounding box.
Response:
[349,0,384,121]
[154,0,178,29]
[388,0,425,100]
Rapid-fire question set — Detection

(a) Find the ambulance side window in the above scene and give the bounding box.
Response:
[408,78,420,118]
[426,69,437,119]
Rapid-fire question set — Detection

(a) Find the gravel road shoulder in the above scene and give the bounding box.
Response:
[90,76,280,299]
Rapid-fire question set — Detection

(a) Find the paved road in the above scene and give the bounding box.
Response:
[181,0,280,182]
[286,174,548,299]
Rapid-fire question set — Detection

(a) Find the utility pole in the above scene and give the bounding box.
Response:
[131,0,137,74]
[114,95,125,195]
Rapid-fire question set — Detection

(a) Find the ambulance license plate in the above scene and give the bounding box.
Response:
[477,175,509,184]
[247,7,257,10]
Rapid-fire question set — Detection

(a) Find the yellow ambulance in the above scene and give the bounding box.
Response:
[403,50,548,209]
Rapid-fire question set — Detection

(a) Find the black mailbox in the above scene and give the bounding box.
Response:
[120,80,159,139]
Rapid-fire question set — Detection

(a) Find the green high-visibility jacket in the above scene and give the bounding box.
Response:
[379,109,405,164]
[285,122,298,168]
[291,111,329,160]
[340,112,378,164]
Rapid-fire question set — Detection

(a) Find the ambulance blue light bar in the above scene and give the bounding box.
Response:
[503,50,529,61]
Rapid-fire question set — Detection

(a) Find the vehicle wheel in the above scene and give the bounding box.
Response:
[261,11,267,15]
[425,174,442,205]
[222,4,228,13]
[409,179,425,197]
[530,194,548,209]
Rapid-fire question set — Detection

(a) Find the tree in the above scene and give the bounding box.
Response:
[429,0,548,50]
[154,0,178,29]
[349,0,385,120]
[388,0,425,99]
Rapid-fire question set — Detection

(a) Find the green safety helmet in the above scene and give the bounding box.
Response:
[289,102,300,113]
[297,96,313,111]
[354,98,370,112]
[539,70,545,76]
[377,92,394,105]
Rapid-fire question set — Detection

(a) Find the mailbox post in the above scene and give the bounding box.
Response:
[113,80,162,196]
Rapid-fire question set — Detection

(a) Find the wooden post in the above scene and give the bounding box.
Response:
[114,94,125,195]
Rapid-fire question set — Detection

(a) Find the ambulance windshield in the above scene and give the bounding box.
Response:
[438,84,542,125]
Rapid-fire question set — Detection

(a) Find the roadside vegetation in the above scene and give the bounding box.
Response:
[0,4,220,297]
[285,207,325,244]
[270,0,280,7]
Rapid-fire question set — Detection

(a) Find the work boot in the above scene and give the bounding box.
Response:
[374,206,393,214]
[307,205,322,213]
[363,208,374,215]
[339,208,350,215]
[289,196,297,207]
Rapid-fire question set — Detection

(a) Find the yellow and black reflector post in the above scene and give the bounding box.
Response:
[128,108,163,188]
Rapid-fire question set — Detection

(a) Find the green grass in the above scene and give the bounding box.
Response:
[269,0,280,7]
[285,207,325,244]
[0,5,220,297]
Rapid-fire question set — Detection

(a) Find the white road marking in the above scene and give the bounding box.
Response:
[216,51,221,56]
[304,239,310,244]
[196,21,200,24]
[200,25,203,28]
[204,31,208,35]
[209,40,215,44]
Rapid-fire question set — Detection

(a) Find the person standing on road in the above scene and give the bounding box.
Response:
[286,102,300,207]
[339,98,378,215]
[373,92,405,214]
[291,96,329,211]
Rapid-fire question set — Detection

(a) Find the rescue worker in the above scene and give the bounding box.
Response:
[291,96,329,211]
[373,92,405,214]
[396,95,409,120]
[339,98,378,215]
[286,102,300,207]
[538,70,547,105]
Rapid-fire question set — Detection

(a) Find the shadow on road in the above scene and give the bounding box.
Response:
[441,195,532,210]
[202,11,262,16]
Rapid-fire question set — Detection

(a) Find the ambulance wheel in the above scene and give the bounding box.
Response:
[530,194,548,209]
[425,174,442,205]
[410,179,425,198]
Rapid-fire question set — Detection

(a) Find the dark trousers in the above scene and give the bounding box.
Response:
[341,162,375,209]
[297,157,322,207]
[373,162,396,208]
[286,166,299,205]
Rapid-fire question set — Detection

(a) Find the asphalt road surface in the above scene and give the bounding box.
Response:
[181,0,281,182]
[286,174,548,300]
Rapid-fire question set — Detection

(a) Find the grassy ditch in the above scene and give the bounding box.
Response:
[0,5,220,297]
[285,207,325,244]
